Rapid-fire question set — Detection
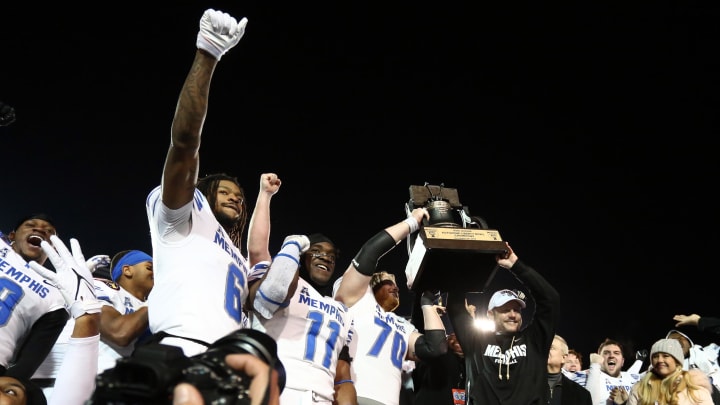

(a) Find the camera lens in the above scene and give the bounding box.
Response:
[205,328,286,392]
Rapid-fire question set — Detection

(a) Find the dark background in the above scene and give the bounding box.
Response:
[2,2,719,365]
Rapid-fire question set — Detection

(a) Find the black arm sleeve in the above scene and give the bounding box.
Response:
[351,230,397,276]
[698,317,720,335]
[414,329,448,360]
[5,308,69,380]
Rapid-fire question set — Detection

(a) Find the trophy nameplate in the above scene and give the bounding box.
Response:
[406,226,507,292]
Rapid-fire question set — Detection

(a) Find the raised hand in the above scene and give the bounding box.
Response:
[28,235,102,318]
[196,9,248,60]
[673,313,701,327]
[260,173,282,197]
[85,254,111,273]
[282,235,310,253]
[420,291,437,307]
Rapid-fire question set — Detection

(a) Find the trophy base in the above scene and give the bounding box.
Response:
[405,226,508,292]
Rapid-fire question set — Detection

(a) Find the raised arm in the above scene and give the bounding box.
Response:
[247,173,282,266]
[334,208,428,308]
[161,10,247,209]
[250,236,309,319]
[407,291,448,362]
[99,306,149,347]
[28,236,102,405]
[674,313,720,336]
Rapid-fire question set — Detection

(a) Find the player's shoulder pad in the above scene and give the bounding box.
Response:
[95,277,120,290]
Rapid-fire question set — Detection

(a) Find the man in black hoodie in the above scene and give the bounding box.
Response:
[447,243,560,405]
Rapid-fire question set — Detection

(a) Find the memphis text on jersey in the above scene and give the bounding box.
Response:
[0,249,52,300]
[213,225,245,269]
[299,286,348,326]
[374,304,409,334]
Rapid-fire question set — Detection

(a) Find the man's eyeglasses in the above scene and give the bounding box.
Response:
[309,251,336,264]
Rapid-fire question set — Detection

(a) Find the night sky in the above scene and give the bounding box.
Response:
[2,2,719,364]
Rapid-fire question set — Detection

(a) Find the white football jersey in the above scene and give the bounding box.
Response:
[146,186,255,353]
[94,278,149,372]
[32,278,148,399]
[253,278,355,403]
[345,287,416,405]
[585,363,641,405]
[0,238,66,368]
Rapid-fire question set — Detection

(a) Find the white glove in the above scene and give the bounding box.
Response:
[85,254,110,273]
[283,235,310,253]
[254,235,309,319]
[196,9,248,60]
[29,235,102,319]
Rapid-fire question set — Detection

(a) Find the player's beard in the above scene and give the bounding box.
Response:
[215,209,241,230]
[376,292,400,312]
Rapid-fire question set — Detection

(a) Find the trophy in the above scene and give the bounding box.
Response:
[404,183,507,292]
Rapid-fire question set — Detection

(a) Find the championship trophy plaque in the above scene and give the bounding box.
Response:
[405,183,507,292]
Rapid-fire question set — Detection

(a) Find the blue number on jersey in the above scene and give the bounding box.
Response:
[0,277,25,326]
[368,316,407,369]
[224,262,246,322]
[305,310,342,368]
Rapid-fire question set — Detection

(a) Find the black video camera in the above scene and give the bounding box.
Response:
[86,328,285,405]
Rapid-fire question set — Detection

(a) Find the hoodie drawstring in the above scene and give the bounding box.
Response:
[498,335,516,380]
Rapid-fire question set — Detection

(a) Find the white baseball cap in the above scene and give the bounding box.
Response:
[488,289,526,311]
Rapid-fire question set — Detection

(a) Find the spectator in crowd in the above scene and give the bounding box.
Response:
[547,335,592,405]
[561,348,588,385]
[446,242,561,405]
[627,338,714,405]
[671,313,720,391]
[564,349,583,372]
[586,338,642,405]
[334,207,448,405]
[665,328,720,402]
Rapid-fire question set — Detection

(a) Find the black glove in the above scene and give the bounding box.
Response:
[421,290,438,307]
[0,101,16,126]
[636,349,648,362]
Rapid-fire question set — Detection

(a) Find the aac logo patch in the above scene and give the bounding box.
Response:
[97,278,120,290]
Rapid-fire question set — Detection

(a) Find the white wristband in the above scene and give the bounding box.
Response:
[404,217,419,233]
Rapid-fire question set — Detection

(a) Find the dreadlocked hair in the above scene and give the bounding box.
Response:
[197,173,248,250]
